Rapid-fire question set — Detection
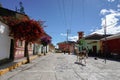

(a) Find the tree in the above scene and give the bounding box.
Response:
[41,36,51,55]
[3,17,44,63]
[41,36,51,46]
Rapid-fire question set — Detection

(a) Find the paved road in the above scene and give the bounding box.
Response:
[0,53,120,80]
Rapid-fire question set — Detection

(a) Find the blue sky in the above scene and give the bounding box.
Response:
[0,0,120,46]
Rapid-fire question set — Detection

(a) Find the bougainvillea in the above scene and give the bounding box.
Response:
[2,16,44,42]
[11,19,44,42]
[41,36,51,46]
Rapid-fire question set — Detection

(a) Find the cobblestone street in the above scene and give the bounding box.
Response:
[0,53,120,80]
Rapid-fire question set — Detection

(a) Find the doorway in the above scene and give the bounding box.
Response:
[93,46,97,56]
[10,39,14,60]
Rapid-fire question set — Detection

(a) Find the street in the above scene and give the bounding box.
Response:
[0,53,120,80]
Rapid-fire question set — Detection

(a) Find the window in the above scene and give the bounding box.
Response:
[29,43,32,48]
[18,40,23,47]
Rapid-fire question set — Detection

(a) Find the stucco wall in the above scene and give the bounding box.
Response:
[0,22,11,60]
[85,40,101,53]
[35,44,50,54]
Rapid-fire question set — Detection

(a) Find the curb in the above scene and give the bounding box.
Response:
[0,55,38,76]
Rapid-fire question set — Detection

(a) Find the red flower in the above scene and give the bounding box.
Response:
[41,36,51,46]
[3,16,45,43]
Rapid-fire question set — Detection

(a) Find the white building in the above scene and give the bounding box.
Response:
[0,21,11,60]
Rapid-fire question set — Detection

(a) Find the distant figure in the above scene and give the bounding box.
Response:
[63,48,66,54]
[64,50,65,54]
[68,50,70,55]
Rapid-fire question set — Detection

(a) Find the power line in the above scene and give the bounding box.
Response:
[70,0,74,34]
[57,0,62,17]
[57,0,74,28]
[81,0,85,25]
[62,0,67,28]
[57,0,75,41]
[57,0,68,29]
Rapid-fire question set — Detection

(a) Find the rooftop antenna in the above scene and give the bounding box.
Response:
[19,2,25,14]
[15,6,19,12]
[0,3,2,7]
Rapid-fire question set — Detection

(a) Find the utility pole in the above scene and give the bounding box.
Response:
[66,29,69,42]
[104,17,107,64]
[103,16,115,63]
[66,29,70,54]
[66,29,71,42]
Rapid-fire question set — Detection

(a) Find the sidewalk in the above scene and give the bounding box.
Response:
[0,55,39,76]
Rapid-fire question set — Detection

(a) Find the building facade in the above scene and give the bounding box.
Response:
[34,32,52,55]
[0,7,33,61]
[84,33,104,56]
[101,33,120,58]
[57,41,75,54]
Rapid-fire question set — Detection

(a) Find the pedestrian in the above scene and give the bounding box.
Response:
[68,50,70,55]
[63,49,66,54]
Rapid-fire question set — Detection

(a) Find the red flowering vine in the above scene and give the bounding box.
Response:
[2,16,44,42]
[41,36,51,46]
[11,19,44,42]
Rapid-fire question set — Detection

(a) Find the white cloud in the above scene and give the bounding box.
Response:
[92,9,120,34]
[92,26,120,34]
[117,9,120,11]
[60,33,78,42]
[117,4,120,8]
[107,0,115,2]
[90,29,94,32]
[100,9,116,15]
[100,9,109,15]
[101,13,119,27]
[117,4,120,11]
[60,33,67,36]
[91,28,104,35]
[68,36,78,42]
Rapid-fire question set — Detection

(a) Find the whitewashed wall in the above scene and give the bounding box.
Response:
[0,21,11,60]
[35,44,50,54]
